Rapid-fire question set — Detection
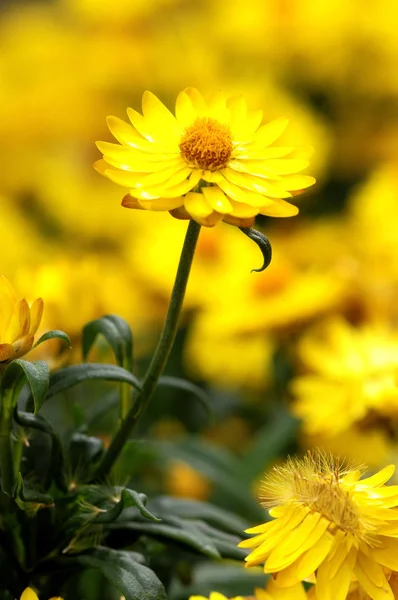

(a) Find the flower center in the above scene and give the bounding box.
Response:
[179,117,233,171]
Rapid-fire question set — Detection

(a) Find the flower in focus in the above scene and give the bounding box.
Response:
[239,450,398,600]
[291,318,398,437]
[0,275,43,364]
[95,88,315,227]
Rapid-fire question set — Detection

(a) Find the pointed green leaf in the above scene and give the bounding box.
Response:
[75,547,166,600]
[32,330,72,350]
[1,359,49,413]
[82,315,133,371]
[119,489,160,522]
[147,496,248,536]
[109,517,220,559]
[46,363,142,401]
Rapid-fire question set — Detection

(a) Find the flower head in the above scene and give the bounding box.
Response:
[0,275,43,364]
[239,450,398,600]
[291,318,398,437]
[95,88,315,227]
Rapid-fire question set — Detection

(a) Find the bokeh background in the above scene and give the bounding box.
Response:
[2,0,398,594]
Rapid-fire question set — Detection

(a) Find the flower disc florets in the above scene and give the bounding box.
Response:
[239,450,398,600]
[95,88,315,227]
[179,117,233,170]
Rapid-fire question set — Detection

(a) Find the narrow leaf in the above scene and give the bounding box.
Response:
[157,377,212,421]
[46,363,142,401]
[1,360,49,413]
[32,330,72,350]
[75,547,166,600]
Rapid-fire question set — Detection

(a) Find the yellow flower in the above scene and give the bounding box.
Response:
[239,450,398,600]
[189,579,308,600]
[20,589,62,600]
[291,318,398,437]
[0,275,43,364]
[95,88,315,227]
[165,460,212,501]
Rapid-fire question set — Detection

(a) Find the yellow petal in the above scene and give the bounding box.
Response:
[3,298,30,343]
[183,88,207,117]
[244,109,264,136]
[127,107,178,145]
[357,464,395,488]
[194,212,223,227]
[201,186,233,214]
[262,159,310,175]
[208,90,229,122]
[137,197,183,211]
[223,215,255,228]
[137,165,192,189]
[293,530,334,581]
[259,200,299,218]
[222,169,292,199]
[184,192,214,219]
[106,116,161,152]
[121,195,145,210]
[371,537,398,570]
[0,343,16,362]
[175,91,197,129]
[20,589,39,600]
[217,176,275,207]
[29,298,43,336]
[316,549,356,600]
[13,334,34,359]
[279,175,316,191]
[252,118,289,147]
[141,90,181,140]
[228,160,282,180]
[354,555,394,600]
[228,199,259,218]
[266,512,322,571]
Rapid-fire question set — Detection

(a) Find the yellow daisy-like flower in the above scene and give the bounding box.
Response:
[291,318,398,437]
[95,88,315,227]
[0,275,43,364]
[239,450,398,600]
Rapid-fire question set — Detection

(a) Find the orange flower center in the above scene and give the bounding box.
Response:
[179,117,233,171]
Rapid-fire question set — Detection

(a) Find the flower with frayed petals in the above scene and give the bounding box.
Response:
[0,275,43,364]
[239,450,398,600]
[95,88,315,227]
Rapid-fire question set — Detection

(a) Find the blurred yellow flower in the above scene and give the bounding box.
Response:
[0,275,43,364]
[95,88,315,227]
[239,450,398,600]
[189,578,308,600]
[165,460,212,501]
[292,318,398,437]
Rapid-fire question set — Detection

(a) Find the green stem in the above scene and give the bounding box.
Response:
[0,418,14,495]
[93,220,201,481]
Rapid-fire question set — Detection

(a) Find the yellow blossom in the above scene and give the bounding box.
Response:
[189,579,308,600]
[20,589,62,600]
[165,460,212,501]
[239,450,398,600]
[95,88,315,227]
[291,318,398,437]
[0,275,43,364]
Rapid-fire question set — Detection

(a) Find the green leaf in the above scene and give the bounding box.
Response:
[75,547,166,600]
[14,473,54,506]
[118,488,160,522]
[69,433,104,473]
[147,496,249,536]
[82,315,133,371]
[46,363,142,401]
[109,516,221,559]
[1,359,49,413]
[157,377,212,421]
[32,329,72,350]
[13,408,68,491]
